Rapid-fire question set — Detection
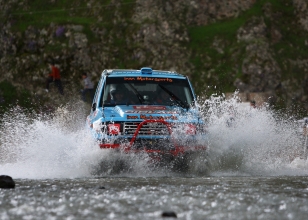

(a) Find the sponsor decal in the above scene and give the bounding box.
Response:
[126,106,176,114]
[126,114,178,120]
[124,77,173,83]
[126,110,177,114]
[133,105,166,110]
[108,124,120,135]
[127,115,138,119]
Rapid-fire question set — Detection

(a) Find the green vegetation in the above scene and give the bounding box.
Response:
[187,0,307,98]
[10,0,137,31]
[1,0,307,113]
[11,1,88,30]
[0,81,35,115]
[188,19,241,95]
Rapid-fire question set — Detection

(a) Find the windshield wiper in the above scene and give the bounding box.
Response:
[158,84,189,109]
[126,83,144,104]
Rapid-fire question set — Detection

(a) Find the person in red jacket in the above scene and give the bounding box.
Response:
[45,61,64,95]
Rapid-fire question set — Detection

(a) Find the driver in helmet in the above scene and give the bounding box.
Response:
[110,87,129,105]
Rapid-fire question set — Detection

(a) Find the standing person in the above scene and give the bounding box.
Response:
[45,61,64,95]
[81,73,95,102]
[250,100,256,108]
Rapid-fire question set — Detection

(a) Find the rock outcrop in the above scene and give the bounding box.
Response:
[0,0,307,111]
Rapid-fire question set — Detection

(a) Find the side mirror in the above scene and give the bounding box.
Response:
[92,103,97,112]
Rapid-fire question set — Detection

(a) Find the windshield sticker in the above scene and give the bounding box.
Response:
[127,115,178,120]
[133,106,166,110]
[124,77,173,83]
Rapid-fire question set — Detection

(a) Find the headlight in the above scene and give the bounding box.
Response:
[92,120,102,132]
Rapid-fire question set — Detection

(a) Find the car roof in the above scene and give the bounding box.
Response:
[101,67,186,79]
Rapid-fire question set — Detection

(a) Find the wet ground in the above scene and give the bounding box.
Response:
[1,176,308,219]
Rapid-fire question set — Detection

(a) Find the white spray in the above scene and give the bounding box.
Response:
[0,95,307,179]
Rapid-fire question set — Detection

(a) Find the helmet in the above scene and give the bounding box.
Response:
[110,86,125,100]
[110,87,124,95]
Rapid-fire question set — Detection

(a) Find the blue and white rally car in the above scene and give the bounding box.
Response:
[86,67,207,160]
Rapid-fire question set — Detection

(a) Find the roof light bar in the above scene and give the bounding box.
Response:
[141,67,152,74]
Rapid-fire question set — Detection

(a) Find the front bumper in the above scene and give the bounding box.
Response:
[97,119,207,156]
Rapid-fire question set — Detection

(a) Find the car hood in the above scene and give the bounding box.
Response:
[101,105,200,123]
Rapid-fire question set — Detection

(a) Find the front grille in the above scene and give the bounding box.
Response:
[123,122,170,136]
[133,138,175,150]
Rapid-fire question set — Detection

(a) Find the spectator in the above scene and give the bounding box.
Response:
[250,100,256,108]
[81,73,95,102]
[45,61,64,95]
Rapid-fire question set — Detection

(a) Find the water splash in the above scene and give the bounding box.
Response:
[201,93,308,176]
[0,104,169,178]
[0,103,101,179]
[0,95,307,179]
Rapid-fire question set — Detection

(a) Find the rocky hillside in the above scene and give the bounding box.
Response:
[0,0,308,114]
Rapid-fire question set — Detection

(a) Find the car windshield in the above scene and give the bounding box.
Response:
[100,76,194,108]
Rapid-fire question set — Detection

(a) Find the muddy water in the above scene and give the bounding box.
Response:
[1,100,308,219]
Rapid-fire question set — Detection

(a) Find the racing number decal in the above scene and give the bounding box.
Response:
[126,115,178,120]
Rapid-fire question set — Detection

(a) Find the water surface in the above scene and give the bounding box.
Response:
[1,176,308,219]
[1,99,308,219]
